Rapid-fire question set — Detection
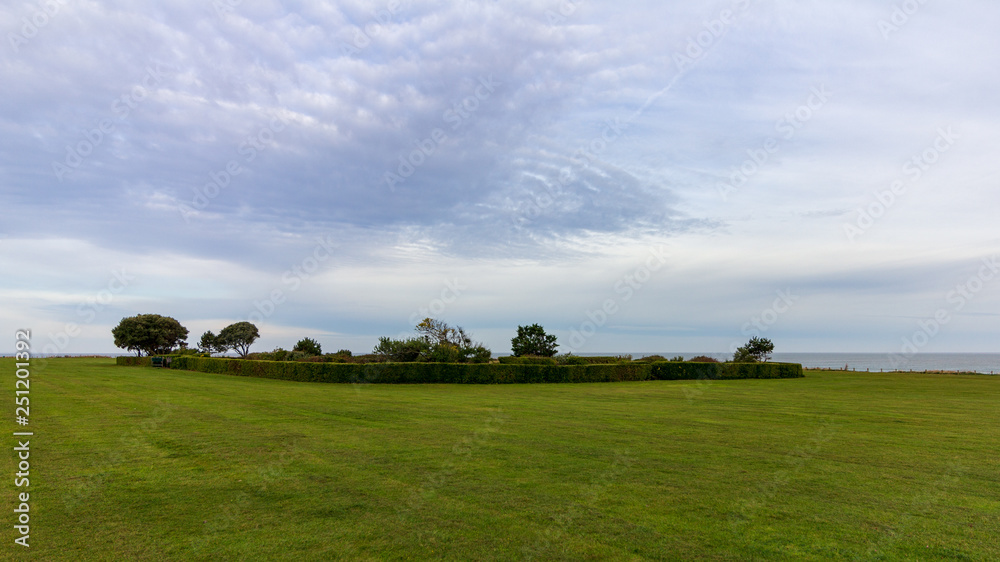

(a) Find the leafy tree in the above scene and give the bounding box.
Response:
[375,319,492,363]
[510,324,558,357]
[373,336,429,362]
[732,337,775,363]
[416,318,471,348]
[218,322,260,359]
[198,331,222,355]
[294,337,322,356]
[112,314,189,356]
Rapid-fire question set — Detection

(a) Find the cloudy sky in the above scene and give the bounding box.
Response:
[2,0,998,356]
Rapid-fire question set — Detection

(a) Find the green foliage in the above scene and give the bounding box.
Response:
[690,355,720,363]
[733,337,775,363]
[649,361,803,381]
[635,354,666,362]
[218,322,260,359]
[499,355,559,365]
[198,331,223,355]
[555,354,587,365]
[111,314,189,356]
[373,337,430,362]
[375,318,492,363]
[293,337,323,356]
[670,356,685,362]
[572,356,631,364]
[510,324,558,357]
[247,348,289,362]
[131,356,803,384]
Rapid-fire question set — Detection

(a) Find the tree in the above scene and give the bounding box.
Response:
[373,336,429,362]
[218,322,260,359]
[374,319,492,363]
[732,337,774,363]
[112,314,189,356]
[416,318,471,348]
[510,324,558,357]
[199,331,222,355]
[294,337,322,356]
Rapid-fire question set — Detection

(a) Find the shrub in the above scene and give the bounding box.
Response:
[555,354,588,366]
[635,354,666,362]
[373,337,430,362]
[498,355,558,365]
[689,355,720,363]
[293,337,322,356]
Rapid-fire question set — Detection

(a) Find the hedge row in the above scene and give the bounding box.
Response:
[117,356,153,367]
[117,356,803,384]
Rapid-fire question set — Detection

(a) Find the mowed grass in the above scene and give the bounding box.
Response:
[3,358,999,561]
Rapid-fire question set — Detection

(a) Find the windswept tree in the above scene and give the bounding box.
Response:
[218,322,260,359]
[732,337,775,363]
[112,314,189,356]
[510,324,558,357]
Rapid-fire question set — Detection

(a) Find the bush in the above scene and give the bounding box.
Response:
[373,337,430,362]
[498,355,558,365]
[689,355,720,363]
[635,355,666,362]
[294,338,322,356]
[555,354,588,366]
[573,356,621,364]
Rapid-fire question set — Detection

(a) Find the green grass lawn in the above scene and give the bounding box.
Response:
[3,357,999,560]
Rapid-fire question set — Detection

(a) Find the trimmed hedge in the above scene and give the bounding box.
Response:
[497,356,558,365]
[117,356,803,384]
[117,356,153,367]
